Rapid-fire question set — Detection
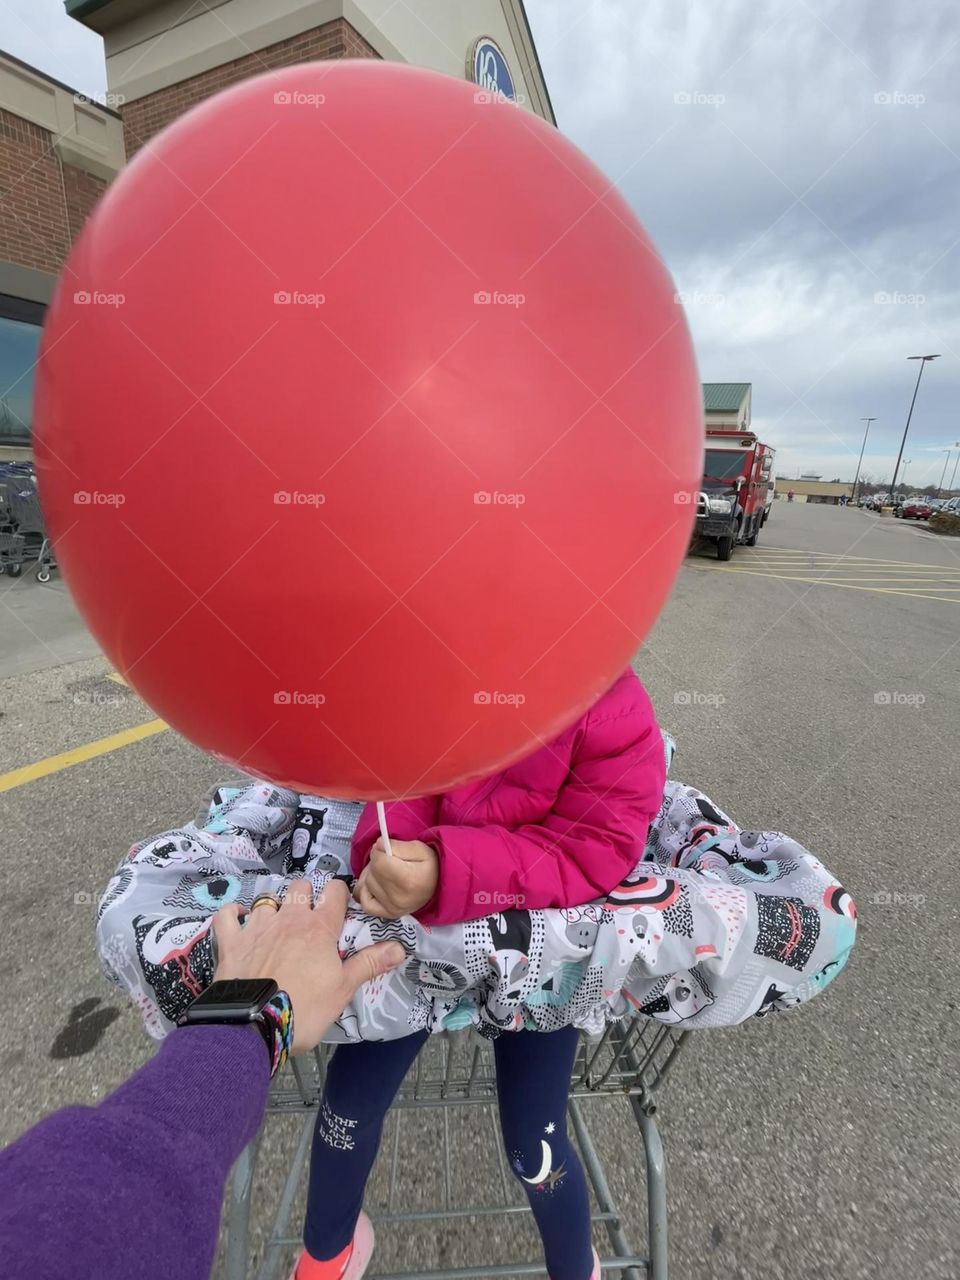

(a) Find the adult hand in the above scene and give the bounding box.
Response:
[353,839,439,919]
[212,880,404,1053]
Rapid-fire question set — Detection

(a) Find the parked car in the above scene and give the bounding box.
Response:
[896,500,934,520]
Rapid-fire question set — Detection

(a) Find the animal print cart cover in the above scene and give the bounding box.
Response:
[96,742,856,1042]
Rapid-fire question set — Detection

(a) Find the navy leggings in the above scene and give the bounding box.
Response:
[304,1026,594,1280]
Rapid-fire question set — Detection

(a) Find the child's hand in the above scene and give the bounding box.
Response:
[353,839,439,918]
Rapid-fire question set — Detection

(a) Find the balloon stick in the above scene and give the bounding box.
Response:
[377,800,394,857]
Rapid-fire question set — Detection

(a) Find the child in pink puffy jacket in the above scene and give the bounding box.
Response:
[293,669,664,1280]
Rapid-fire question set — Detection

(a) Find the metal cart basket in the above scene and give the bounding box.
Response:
[225,1017,687,1280]
[0,467,56,581]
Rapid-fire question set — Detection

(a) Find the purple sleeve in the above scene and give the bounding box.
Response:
[0,1025,271,1280]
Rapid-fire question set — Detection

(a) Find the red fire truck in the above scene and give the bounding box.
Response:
[694,428,776,560]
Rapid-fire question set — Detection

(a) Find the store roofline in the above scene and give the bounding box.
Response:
[64,0,112,17]
[0,45,122,118]
[516,0,556,126]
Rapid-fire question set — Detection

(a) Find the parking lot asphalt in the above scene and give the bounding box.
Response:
[1,499,957,1280]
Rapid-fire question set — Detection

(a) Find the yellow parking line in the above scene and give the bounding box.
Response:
[0,718,169,794]
[735,557,960,574]
[732,556,929,566]
[750,556,960,570]
[716,566,960,604]
[727,574,960,583]
[727,565,960,576]
[751,546,959,566]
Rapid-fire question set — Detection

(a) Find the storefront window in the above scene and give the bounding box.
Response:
[0,298,45,444]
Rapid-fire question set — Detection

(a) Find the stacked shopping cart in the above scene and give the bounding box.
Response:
[0,463,56,581]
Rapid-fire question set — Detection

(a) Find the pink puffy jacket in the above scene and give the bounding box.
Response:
[351,670,665,926]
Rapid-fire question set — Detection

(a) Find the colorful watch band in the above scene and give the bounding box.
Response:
[256,989,294,1077]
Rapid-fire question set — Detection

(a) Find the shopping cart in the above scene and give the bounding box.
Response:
[225,1017,687,1280]
[0,466,56,581]
[0,527,26,573]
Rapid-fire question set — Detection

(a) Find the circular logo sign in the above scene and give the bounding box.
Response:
[470,37,517,101]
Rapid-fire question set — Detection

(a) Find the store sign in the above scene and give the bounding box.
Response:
[470,37,517,101]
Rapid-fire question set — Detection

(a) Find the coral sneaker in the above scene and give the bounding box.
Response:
[290,1212,375,1280]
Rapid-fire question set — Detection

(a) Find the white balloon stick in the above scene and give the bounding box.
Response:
[376,799,394,857]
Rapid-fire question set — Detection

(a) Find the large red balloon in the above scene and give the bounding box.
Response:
[34,60,701,799]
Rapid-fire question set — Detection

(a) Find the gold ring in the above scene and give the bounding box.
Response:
[251,894,281,913]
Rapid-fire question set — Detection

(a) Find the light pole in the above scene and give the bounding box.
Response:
[890,355,940,503]
[851,416,876,505]
[950,448,960,494]
[937,447,953,498]
[900,459,912,495]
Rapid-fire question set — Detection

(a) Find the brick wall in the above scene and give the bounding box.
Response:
[61,162,109,244]
[0,107,107,275]
[0,17,377,278]
[122,16,380,158]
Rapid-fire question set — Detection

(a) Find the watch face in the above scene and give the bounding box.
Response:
[183,978,278,1022]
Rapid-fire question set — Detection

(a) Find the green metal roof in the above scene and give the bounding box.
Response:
[703,383,751,412]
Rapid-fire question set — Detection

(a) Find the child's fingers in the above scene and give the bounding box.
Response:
[354,876,391,918]
[361,866,394,911]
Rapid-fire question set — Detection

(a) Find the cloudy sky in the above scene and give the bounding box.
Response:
[4,0,959,488]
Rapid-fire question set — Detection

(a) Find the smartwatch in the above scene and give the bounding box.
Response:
[178,979,294,1077]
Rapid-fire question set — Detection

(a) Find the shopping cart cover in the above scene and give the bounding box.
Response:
[96,749,856,1042]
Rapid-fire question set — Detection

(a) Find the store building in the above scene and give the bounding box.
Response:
[67,0,554,156]
[703,382,752,433]
[774,478,853,505]
[0,0,554,459]
[0,52,125,459]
